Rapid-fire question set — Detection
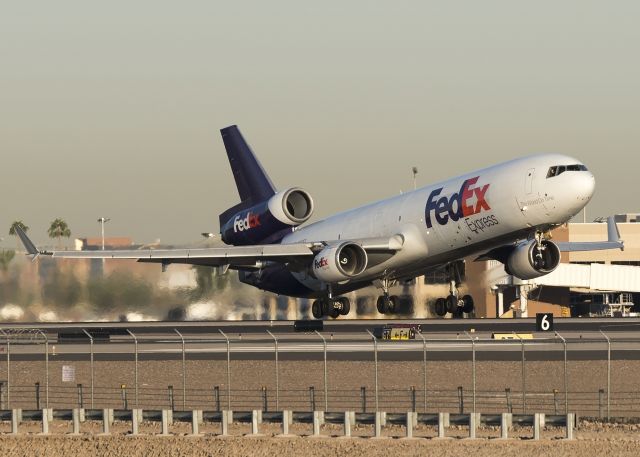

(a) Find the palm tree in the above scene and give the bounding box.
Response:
[8,221,29,250]
[48,218,71,249]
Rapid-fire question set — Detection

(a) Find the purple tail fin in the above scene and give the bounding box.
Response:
[219,125,277,227]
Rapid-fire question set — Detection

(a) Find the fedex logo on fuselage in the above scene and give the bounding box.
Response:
[233,212,261,232]
[425,176,490,228]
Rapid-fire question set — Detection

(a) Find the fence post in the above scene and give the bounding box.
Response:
[553,389,559,414]
[457,386,464,413]
[126,330,139,409]
[374,411,382,438]
[168,385,175,411]
[598,389,604,419]
[131,408,139,435]
[121,384,128,410]
[82,329,95,409]
[505,388,512,413]
[161,409,170,435]
[343,411,352,437]
[554,332,569,414]
[102,409,110,435]
[77,384,84,408]
[418,331,428,412]
[410,386,416,412]
[36,330,49,409]
[565,413,574,440]
[281,410,291,435]
[309,386,316,411]
[221,409,230,436]
[174,329,186,410]
[35,382,41,410]
[11,408,19,435]
[469,412,477,439]
[406,411,414,438]
[600,330,611,419]
[533,413,541,440]
[214,386,220,411]
[464,332,476,413]
[40,408,49,435]
[72,408,81,435]
[500,412,510,439]
[514,332,526,413]
[267,330,279,411]
[218,330,231,411]
[366,330,379,412]
[262,386,268,412]
[0,330,10,409]
[361,387,367,413]
[314,331,328,411]
[437,412,446,438]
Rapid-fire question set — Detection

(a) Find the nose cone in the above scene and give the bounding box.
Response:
[568,172,595,215]
[579,172,595,202]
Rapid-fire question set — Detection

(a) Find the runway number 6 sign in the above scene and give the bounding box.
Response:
[536,313,554,332]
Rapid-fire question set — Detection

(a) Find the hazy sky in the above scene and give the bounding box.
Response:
[1,1,639,246]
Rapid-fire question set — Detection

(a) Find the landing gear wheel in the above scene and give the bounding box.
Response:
[461,295,474,314]
[452,307,464,319]
[376,296,386,314]
[321,300,331,316]
[312,300,322,319]
[329,306,340,319]
[387,295,398,313]
[445,294,457,314]
[434,298,447,317]
[338,297,351,315]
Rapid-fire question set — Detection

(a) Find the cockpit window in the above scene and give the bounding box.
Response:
[546,164,588,178]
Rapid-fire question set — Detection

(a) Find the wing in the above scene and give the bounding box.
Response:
[15,226,403,268]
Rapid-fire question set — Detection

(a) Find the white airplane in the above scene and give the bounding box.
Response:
[16,126,623,319]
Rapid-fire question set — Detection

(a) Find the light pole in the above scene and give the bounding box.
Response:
[97,217,110,250]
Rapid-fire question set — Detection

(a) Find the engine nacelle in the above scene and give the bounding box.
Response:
[505,239,561,280]
[221,187,314,245]
[312,242,368,283]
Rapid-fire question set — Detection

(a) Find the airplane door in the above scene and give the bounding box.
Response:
[525,168,535,194]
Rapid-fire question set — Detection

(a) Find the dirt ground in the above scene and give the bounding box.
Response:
[1,424,640,457]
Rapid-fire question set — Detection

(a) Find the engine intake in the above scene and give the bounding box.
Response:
[313,242,368,283]
[506,239,561,280]
[220,187,314,245]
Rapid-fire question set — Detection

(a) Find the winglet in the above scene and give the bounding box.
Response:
[607,216,624,251]
[14,225,40,259]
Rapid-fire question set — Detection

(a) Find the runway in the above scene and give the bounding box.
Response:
[3,317,640,362]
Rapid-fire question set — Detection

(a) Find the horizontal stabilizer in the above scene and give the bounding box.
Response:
[14,225,40,257]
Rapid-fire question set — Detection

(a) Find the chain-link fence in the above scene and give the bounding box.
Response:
[0,327,637,418]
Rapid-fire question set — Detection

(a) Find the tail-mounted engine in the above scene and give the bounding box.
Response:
[221,187,314,245]
[312,242,368,283]
[505,239,561,280]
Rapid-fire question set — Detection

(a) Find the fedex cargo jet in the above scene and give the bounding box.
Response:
[16,126,623,319]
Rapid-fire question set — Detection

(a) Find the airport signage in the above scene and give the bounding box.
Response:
[536,313,554,332]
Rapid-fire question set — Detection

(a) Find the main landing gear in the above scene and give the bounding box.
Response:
[433,262,475,318]
[312,297,351,319]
